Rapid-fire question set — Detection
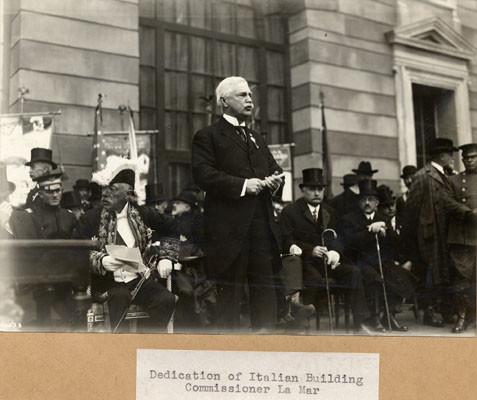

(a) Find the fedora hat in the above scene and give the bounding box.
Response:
[25,148,57,169]
[377,185,395,206]
[428,138,458,155]
[73,179,90,190]
[358,179,378,197]
[352,161,378,175]
[145,183,167,204]
[60,191,82,209]
[400,165,417,179]
[174,190,199,208]
[299,168,327,188]
[0,163,15,198]
[341,174,359,187]
[458,143,477,156]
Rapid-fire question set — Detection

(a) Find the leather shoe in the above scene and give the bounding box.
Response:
[452,315,468,334]
[423,308,444,327]
[289,293,316,319]
[381,314,408,332]
[354,322,374,335]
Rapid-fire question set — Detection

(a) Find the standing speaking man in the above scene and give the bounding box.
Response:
[191,76,283,333]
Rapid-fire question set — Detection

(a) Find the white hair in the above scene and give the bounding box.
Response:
[215,76,249,107]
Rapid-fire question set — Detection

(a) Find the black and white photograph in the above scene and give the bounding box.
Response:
[0,0,476,340]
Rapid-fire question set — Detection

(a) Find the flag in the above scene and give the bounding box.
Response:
[127,107,138,161]
[320,91,333,198]
[92,95,106,172]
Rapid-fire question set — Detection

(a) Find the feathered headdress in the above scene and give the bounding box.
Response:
[91,155,137,187]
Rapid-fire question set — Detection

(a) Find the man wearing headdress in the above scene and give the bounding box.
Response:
[75,156,178,332]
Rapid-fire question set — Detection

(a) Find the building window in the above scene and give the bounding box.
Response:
[139,0,290,195]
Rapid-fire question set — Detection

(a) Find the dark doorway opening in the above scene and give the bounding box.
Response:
[412,83,457,169]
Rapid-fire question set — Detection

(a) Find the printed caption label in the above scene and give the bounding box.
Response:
[137,349,379,400]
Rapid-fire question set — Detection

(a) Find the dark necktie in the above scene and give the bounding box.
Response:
[235,126,248,143]
[312,208,318,222]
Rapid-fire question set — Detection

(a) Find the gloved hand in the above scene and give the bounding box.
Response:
[102,255,124,272]
[368,221,386,235]
[158,259,173,278]
[326,250,340,269]
[289,244,302,256]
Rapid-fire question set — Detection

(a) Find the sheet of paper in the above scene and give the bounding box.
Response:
[137,349,379,400]
[105,244,146,273]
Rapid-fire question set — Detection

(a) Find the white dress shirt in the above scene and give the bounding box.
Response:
[307,203,320,221]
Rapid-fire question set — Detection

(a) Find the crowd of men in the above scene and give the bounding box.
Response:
[0,75,475,335]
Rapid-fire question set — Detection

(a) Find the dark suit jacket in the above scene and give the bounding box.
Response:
[191,117,282,278]
[327,188,359,218]
[280,198,344,284]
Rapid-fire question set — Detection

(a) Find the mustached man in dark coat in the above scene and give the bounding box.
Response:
[191,76,284,333]
[338,179,418,332]
[280,168,372,333]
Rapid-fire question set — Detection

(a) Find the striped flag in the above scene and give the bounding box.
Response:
[92,94,107,172]
[320,90,333,198]
[127,107,138,161]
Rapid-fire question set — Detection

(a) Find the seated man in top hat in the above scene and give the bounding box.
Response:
[352,161,378,182]
[73,179,92,211]
[338,179,418,332]
[75,156,178,333]
[280,168,371,333]
[327,173,360,218]
[24,148,57,209]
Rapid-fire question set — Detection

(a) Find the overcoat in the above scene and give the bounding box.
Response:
[191,117,282,278]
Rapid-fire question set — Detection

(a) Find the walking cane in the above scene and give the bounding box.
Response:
[375,233,392,332]
[112,266,154,334]
[322,228,337,335]
[166,274,174,333]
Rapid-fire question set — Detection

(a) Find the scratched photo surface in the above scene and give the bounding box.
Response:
[0,0,475,339]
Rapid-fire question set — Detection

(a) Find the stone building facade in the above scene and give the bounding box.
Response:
[1,0,476,197]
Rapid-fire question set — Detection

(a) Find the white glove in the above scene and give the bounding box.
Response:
[0,201,12,229]
[102,255,124,272]
[158,259,173,278]
[368,221,386,234]
[326,250,340,269]
[289,244,302,256]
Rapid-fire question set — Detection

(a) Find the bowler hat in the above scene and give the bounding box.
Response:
[73,179,90,190]
[458,143,477,155]
[146,183,167,204]
[25,148,57,169]
[352,161,378,175]
[0,163,15,198]
[400,165,417,179]
[174,190,199,208]
[61,191,82,209]
[299,168,327,188]
[428,138,458,154]
[341,174,359,187]
[358,179,378,197]
[377,185,395,206]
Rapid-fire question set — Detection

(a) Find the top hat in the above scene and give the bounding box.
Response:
[377,184,395,206]
[341,174,359,187]
[174,190,199,208]
[25,148,57,169]
[60,191,82,209]
[146,183,167,204]
[400,165,417,179]
[458,143,477,156]
[299,168,327,188]
[0,163,15,198]
[73,179,90,190]
[358,179,378,197]
[352,161,378,175]
[428,138,458,154]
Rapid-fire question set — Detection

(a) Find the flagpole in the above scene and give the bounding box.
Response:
[319,89,333,198]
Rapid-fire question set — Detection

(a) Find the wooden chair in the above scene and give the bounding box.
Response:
[87,302,149,333]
